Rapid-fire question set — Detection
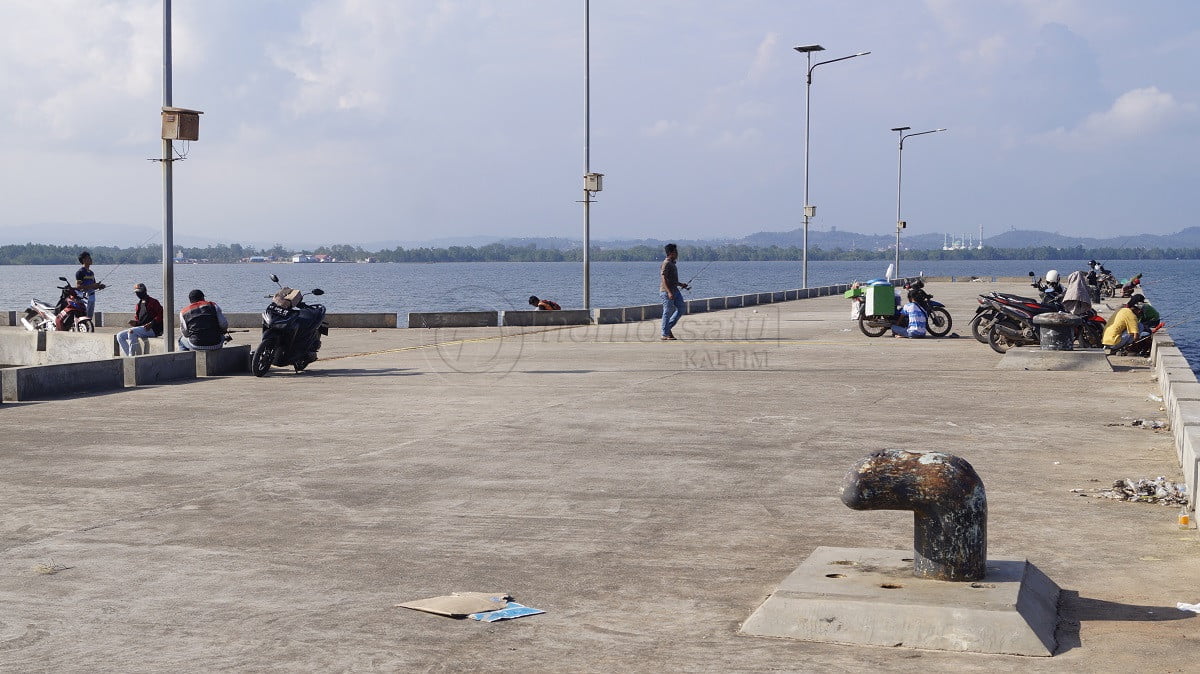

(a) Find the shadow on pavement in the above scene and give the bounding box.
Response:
[1055,589,1195,654]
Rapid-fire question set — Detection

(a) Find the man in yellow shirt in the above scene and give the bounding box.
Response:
[1102,297,1144,354]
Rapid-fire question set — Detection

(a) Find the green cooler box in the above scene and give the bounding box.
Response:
[865,284,895,316]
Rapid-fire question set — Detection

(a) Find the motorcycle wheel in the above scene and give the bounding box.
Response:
[252,339,276,377]
[926,307,953,337]
[73,320,94,333]
[987,323,1022,354]
[969,312,993,343]
[1078,323,1103,348]
[858,314,889,338]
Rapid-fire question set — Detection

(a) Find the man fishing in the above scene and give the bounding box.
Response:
[74,250,106,318]
[659,243,690,341]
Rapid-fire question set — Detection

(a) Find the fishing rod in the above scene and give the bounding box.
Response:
[684,259,717,289]
[96,231,163,285]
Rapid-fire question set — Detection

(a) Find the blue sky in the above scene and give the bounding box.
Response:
[0,0,1197,247]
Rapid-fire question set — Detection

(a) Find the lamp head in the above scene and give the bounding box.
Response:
[892,126,911,132]
[793,44,825,53]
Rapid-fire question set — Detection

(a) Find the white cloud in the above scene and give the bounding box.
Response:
[1046,86,1196,145]
[642,119,679,137]
[746,33,778,84]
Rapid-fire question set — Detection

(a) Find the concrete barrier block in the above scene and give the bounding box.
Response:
[709,297,727,311]
[408,311,498,328]
[2,359,125,401]
[123,351,197,387]
[3,310,15,327]
[784,290,798,301]
[0,331,40,366]
[1165,382,1200,421]
[593,308,625,324]
[502,310,592,326]
[42,332,118,363]
[727,296,744,309]
[1150,333,1176,362]
[1172,400,1200,457]
[1161,357,1198,387]
[641,304,663,320]
[758,293,773,304]
[1183,427,1200,509]
[772,291,786,302]
[687,299,708,314]
[195,345,251,377]
[325,313,397,328]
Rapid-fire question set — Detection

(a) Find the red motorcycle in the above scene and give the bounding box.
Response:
[20,276,95,332]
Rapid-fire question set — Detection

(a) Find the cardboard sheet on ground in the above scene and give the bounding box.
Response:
[469,601,544,622]
[397,592,510,617]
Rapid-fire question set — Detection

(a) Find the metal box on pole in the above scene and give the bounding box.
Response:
[161,107,203,141]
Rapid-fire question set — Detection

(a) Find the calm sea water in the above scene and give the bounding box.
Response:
[3,259,1196,367]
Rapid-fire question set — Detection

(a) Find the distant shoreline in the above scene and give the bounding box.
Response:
[2,241,1199,266]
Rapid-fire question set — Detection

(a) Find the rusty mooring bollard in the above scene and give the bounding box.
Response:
[1033,312,1083,351]
[841,449,987,581]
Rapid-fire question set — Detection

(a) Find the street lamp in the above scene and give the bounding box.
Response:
[891,126,946,279]
[794,44,870,288]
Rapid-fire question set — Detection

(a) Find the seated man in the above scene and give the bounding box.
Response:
[178,289,229,351]
[892,291,927,338]
[1102,296,1143,354]
[116,283,163,356]
[528,295,561,311]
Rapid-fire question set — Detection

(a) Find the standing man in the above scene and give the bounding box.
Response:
[74,250,106,318]
[116,283,164,356]
[178,289,229,351]
[659,243,690,341]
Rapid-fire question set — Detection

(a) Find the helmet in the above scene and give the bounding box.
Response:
[1045,270,1059,283]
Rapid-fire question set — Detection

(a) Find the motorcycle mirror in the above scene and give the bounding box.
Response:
[269,274,280,284]
[1028,271,1035,276]
[58,276,69,282]
[311,288,324,296]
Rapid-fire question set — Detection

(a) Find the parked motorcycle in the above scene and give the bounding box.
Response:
[969,273,1060,344]
[858,279,953,338]
[1089,260,1118,298]
[20,277,94,332]
[984,275,1105,354]
[251,274,328,376]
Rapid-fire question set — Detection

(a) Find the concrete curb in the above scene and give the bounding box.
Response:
[123,351,197,387]
[2,358,125,401]
[1150,336,1200,508]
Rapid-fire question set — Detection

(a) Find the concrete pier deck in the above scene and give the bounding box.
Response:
[0,280,1195,671]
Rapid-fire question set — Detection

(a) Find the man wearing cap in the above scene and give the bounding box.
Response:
[74,250,106,318]
[178,289,229,351]
[116,283,164,356]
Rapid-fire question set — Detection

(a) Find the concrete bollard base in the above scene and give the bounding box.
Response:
[740,546,1060,656]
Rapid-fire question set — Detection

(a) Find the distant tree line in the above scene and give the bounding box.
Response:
[2,241,1200,265]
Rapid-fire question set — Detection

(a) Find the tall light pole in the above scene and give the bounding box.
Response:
[161,0,175,350]
[794,45,869,288]
[891,126,946,279]
[580,1,604,311]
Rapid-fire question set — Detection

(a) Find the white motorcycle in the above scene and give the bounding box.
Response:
[20,277,95,332]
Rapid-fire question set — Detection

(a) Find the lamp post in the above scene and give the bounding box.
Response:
[891,126,946,279]
[794,45,869,288]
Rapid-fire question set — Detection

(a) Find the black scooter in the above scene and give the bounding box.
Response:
[252,274,328,376]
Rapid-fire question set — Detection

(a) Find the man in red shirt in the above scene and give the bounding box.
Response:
[116,283,164,356]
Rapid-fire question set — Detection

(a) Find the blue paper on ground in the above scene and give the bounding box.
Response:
[468,601,544,622]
